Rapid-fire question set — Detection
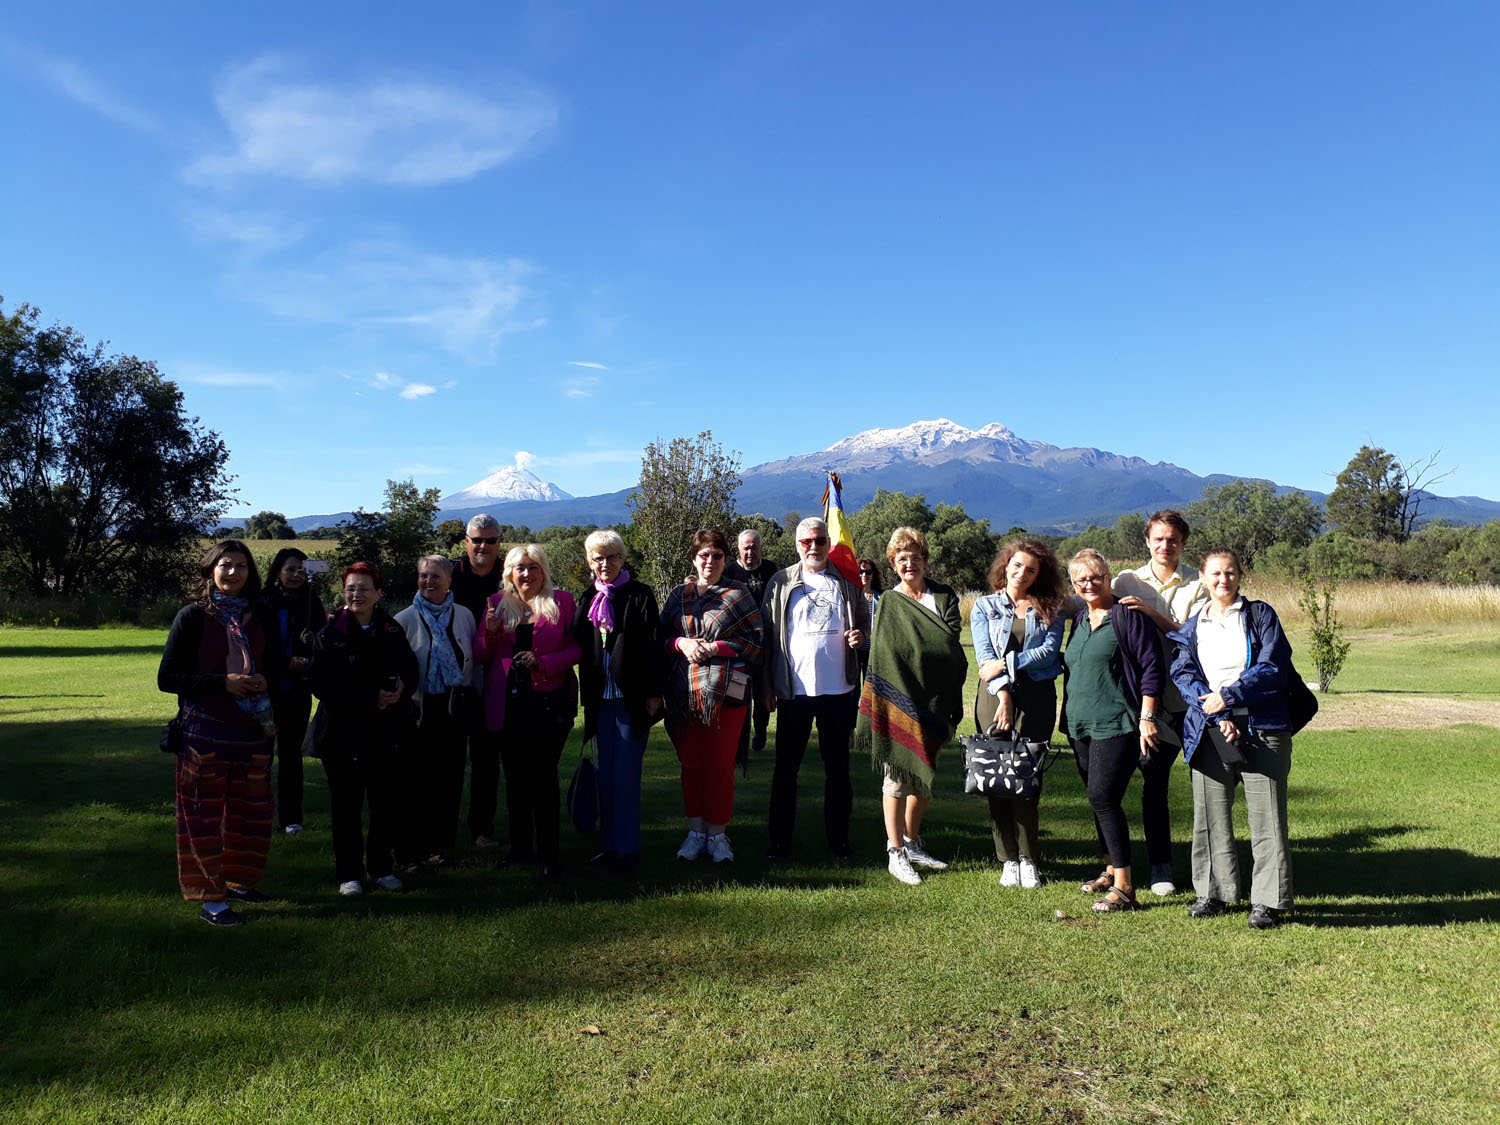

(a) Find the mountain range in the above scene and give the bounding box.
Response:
[281,419,1500,533]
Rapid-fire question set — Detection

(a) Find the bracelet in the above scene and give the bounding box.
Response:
[1140,710,1158,722]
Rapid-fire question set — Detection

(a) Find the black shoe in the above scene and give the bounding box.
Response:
[829,842,857,861]
[225,887,271,904]
[751,731,768,753]
[200,904,244,927]
[765,844,792,862]
[1187,896,1227,919]
[1248,904,1284,930]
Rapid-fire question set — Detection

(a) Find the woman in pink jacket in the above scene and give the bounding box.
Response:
[474,544,581,879]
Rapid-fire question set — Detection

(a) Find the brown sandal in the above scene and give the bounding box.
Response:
[1091,886,1140,913]
[1080,870,1114,894]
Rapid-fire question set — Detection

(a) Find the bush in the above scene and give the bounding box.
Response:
[1296,576,1351,692]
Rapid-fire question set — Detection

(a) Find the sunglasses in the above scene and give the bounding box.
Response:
[468,536,499,545]
[858,568,875,576]
[798,536,829,547]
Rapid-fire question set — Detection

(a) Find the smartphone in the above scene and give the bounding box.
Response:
[383,675,398,693]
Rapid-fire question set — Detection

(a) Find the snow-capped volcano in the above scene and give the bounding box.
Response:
[441,466,573,508]
[822,419,1047,464]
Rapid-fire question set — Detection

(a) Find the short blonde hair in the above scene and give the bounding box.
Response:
[1068,548,1111,582]
[584,528,626,559]
[499,544,560,629]
[886,526,929,566]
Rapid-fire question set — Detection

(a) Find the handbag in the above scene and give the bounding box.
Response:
[159,709,185,754]
[1247,602,1319,734]
[959,721,1052,800]
[567,738,600,833]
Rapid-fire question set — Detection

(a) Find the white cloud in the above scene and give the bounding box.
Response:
[399,463,450,476]
[187,55,557,186]
[568,360,609,370]
[514,451,536,470]
[1,41,157,131]
[231,239,542,359]
[400,383,436,400]
[186,370,289,389]
[184,206,310,255]
[562,375,601,399]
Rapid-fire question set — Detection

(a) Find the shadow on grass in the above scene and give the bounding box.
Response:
[0,643,165,659]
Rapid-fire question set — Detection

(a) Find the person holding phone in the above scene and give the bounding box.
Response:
[308,562,418,897]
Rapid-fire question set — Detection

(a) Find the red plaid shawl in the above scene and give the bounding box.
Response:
[659,579,763,729]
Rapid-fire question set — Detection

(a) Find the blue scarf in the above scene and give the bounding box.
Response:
[413,591,465,694]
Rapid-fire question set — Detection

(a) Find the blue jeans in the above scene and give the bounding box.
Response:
[597,699,649,856]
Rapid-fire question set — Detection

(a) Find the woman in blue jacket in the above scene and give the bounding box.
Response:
[970,539,1068,888]
[1168,548,1296,930]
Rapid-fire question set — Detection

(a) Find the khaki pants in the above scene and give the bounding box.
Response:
[1190,728,1294,910]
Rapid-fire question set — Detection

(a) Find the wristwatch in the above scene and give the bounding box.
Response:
[1140,709,1158,722]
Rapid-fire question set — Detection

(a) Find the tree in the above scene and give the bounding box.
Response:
[626,430,742,597]
[1183,480,1321,569]
[0,301,233,601]
[928,501,999,591]
[329,478,441,603]
[1326,445,1453,542]
[1297,576,1351,692]
[245,510,295,540]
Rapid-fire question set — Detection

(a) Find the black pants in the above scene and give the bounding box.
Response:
[736,690,772,764]
[466,721,502,841]
[1072,732,1140,870]
[767,690,857,851]
[322,751,399,883]
[1138,713,1182,868]
[269,689,311,827]
[399,690,466,863]
[974,676,1056,862]
[499,688,574,863]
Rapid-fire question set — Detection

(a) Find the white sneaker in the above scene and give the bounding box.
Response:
[676,831,707,861]
[284,824,303,835]
[1149,863,1178,897]
[338,880,363,896]
[706,833,735,864]
[887,847,922,886]
[999,860,1020,886]
[374,874,404,892]
[903,836,948,870]
[1019,858,1042,889]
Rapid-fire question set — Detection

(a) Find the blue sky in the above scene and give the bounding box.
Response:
[3,2,1496,520]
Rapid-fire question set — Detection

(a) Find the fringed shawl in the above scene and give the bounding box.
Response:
[659,579,763,729]
[856,583,967,798]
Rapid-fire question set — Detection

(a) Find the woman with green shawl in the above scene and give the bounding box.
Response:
[857,527,968,885]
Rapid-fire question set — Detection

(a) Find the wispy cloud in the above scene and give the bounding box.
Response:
[399,463,451,477]
[230,239,542,359]
[399,382,436,400]
[562,375,601,399]
[1,40,157,131]
[187,55,557,186]
[531,448,638,468]
[184,206,311,255]
[568,360,609,370]
[186,369,290,389]
[367,370,441,399]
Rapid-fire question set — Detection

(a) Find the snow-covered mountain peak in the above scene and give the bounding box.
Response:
[441,466,573,507]
[825,419,985,457]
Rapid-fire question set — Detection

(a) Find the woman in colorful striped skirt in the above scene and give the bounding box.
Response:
[158,540,279,927]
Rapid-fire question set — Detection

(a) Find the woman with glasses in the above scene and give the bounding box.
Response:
[158,540,278,926]
[1060,549,1166,914]
[474,544,581,879]
[259,547,328,835]
[394,554,476,872]
[969,539,1067,889]
[572,529,664,873]
[308,562,419,897]
[658,528,764,864]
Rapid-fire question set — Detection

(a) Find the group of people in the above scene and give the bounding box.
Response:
[158,509,1299,932]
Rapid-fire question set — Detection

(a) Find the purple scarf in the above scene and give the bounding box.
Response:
[588,569,631,634]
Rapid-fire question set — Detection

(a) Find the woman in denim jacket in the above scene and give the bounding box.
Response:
[1167,547,1295,930]
[969,539,1068,888]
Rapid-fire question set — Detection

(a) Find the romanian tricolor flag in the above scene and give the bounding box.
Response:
[820,471,860,584]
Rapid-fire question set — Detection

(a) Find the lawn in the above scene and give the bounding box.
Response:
[1,625,1498,1123]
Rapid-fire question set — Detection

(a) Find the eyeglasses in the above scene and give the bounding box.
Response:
[468,535,499,545]
[1073,574,1107,587]
[858,568,875,576]
[798,536,829,547]
[696,551,725,562]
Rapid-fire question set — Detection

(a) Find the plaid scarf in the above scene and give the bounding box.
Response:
[660,579,763,728]
[856,587,966,798]
[207,592,277,737]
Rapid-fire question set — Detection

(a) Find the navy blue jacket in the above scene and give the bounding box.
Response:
[1167,600,1294,763]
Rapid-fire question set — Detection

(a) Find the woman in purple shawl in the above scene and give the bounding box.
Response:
[570,529,665,874]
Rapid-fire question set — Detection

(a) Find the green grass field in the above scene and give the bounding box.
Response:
[2,625,1498,1123]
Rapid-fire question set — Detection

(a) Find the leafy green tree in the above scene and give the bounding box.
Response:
[626,430,742,598]
[1444,519,1500,584]
[435,519,467,552]
[0,300,233,601]
[1184,480,1322,568]
[329,479,441,604]
[1297,576,1351,692]
[849,489,934,584]
[1325,446,1405,542]
[928,502,998,591]
[1305,531,1379,580]
[735,513,795,568]
[245,511,295,540]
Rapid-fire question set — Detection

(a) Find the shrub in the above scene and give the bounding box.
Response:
[1296,576,1351,692]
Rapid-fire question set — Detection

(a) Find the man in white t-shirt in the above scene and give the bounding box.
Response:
[1111,509,1208,898]
[760,517,870,861]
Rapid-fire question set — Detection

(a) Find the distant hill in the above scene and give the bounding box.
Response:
[277,419,1500,533]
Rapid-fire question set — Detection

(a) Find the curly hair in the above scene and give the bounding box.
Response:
[987,539,1065,624]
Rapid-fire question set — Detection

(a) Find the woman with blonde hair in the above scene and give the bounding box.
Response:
[857,527,967,885]
[474,544,581,879]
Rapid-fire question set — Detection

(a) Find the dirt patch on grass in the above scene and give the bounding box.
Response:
[1309,692,1500,730]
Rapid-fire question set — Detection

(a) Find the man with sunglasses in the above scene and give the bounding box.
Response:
[450,514,506,848]
[760,517,870,861]
[725,529,779,755]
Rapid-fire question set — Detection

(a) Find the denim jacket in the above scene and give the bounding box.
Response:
[969,591,1065,694]
[1167,599,1294,763]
